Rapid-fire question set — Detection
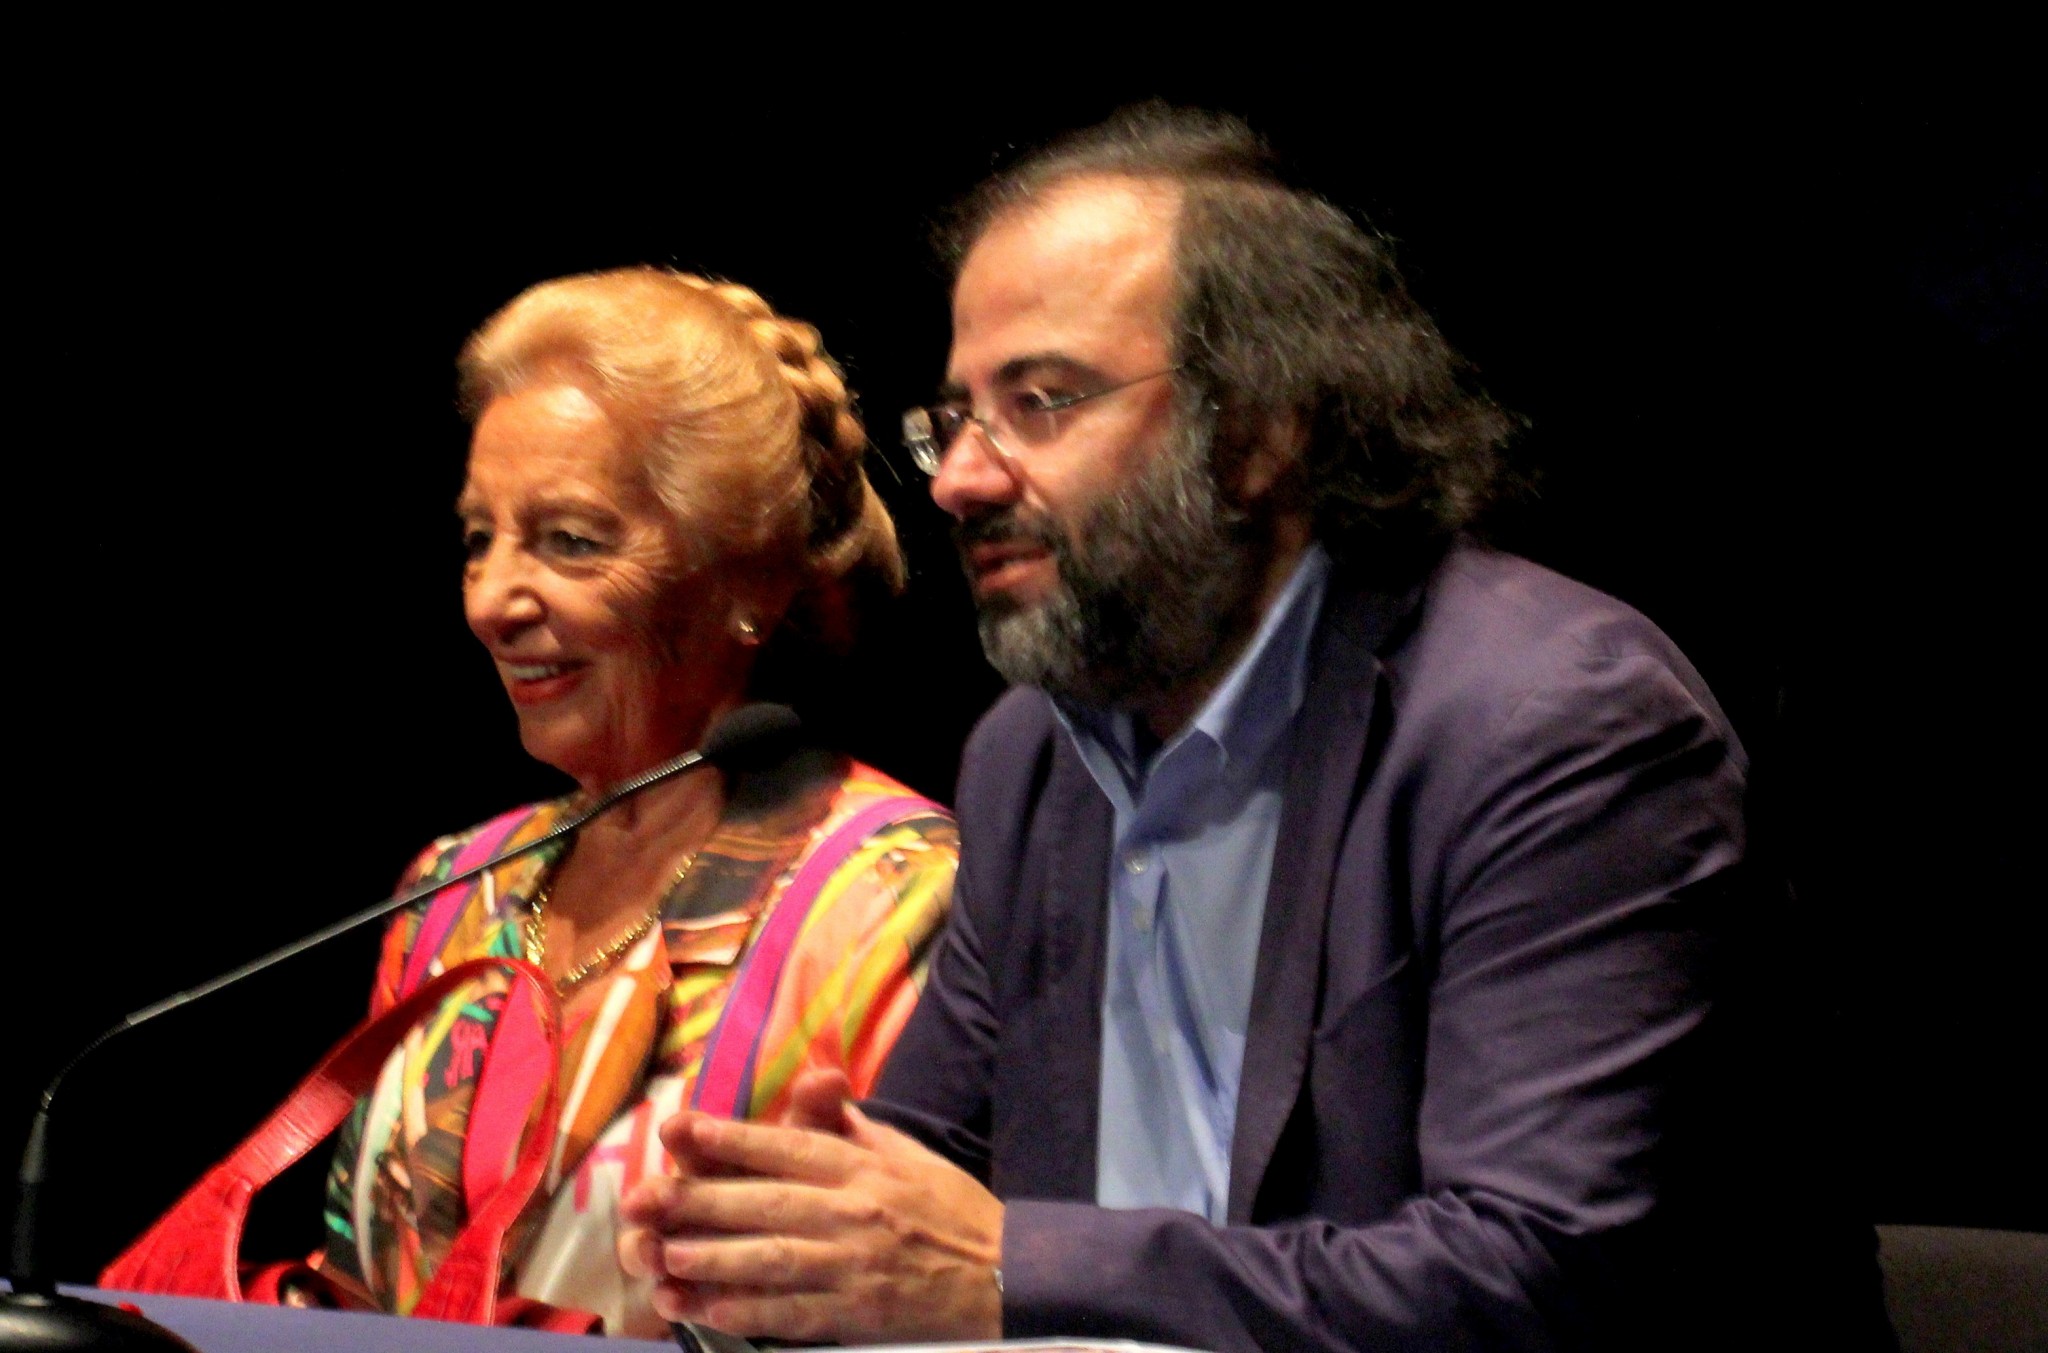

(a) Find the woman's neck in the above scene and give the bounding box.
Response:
[547,768,726,929]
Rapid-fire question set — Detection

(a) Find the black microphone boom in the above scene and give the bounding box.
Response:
[2,703,799,1346]
[146,702,793,1028]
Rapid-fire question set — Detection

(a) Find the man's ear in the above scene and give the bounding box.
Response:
[1232,408,1310,504]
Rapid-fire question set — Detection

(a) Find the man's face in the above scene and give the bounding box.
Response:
[931,175,1264,709]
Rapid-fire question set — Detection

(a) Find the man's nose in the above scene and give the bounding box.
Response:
[929,422,1022,520]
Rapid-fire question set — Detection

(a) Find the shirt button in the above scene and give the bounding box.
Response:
[1123,851,1148,875]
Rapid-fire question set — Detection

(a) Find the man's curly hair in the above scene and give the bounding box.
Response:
[941,104,1518,578]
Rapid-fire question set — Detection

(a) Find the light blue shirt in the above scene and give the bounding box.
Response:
[1058,546,1332,1223]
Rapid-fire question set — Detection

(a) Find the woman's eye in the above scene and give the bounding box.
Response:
[461,528,491,560]
[548,530,602,558]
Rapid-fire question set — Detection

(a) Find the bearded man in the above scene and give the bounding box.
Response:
[620,107,1890,1353]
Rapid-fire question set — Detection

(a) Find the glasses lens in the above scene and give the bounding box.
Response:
[931,407,972,447]
[1024,392,1088,447]
[899,408,938,475]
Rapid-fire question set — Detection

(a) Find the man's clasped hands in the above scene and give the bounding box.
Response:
[618,1071,1005,1345]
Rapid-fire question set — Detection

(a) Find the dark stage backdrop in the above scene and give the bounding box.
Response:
[11,81,2040,1282]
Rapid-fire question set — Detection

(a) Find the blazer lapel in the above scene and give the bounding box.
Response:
[1227,577,1411,1221]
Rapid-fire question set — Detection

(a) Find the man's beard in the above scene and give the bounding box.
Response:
[958,417,1266,711]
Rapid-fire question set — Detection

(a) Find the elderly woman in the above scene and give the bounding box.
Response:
[310,269,957,1334]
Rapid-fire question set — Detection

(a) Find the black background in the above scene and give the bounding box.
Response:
[8,69,2041,1281]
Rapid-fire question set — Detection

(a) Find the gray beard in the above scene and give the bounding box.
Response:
[967,421,1265,711]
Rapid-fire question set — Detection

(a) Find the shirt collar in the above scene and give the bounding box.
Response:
[1058,543,1332,797]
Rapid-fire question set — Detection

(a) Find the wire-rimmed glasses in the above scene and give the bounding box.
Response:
[900,365,1184,476]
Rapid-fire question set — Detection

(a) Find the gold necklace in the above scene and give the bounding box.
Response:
[525,847,699,995]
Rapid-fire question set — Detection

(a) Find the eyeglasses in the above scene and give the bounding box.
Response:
[900,366,1184,476]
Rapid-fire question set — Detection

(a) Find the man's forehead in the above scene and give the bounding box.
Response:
[973,174,1181,263]
[949,174,1181,380]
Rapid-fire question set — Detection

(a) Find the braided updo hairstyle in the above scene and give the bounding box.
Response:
[458,267,904,647]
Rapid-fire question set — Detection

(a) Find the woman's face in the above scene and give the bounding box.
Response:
[459,381,743,789]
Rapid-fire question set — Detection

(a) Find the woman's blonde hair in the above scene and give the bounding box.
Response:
[458,267,904,643]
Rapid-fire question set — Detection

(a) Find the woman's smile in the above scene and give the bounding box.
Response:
[500,659,589,706]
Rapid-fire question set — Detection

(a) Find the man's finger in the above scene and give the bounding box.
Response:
[657,1108,709,1161]
[842,1100,947,1167]
[656,1176,842,1237]
[659,1233,843,1292]
[676,1110,862,1183]
[617,1173,696,1231]
[783,1068,854,1133]
[619,1174,679,1226]
[617,1224,661,1280]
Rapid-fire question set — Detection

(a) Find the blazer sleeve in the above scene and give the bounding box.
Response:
[998,634,1745,1353]
[864,692,1064,1180]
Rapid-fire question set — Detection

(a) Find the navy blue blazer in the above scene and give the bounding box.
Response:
[871,546,1758,1351]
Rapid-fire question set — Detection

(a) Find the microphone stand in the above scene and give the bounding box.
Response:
[2,704,799,1350]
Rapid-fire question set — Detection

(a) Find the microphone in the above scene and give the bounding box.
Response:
[2,703,800,1346]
